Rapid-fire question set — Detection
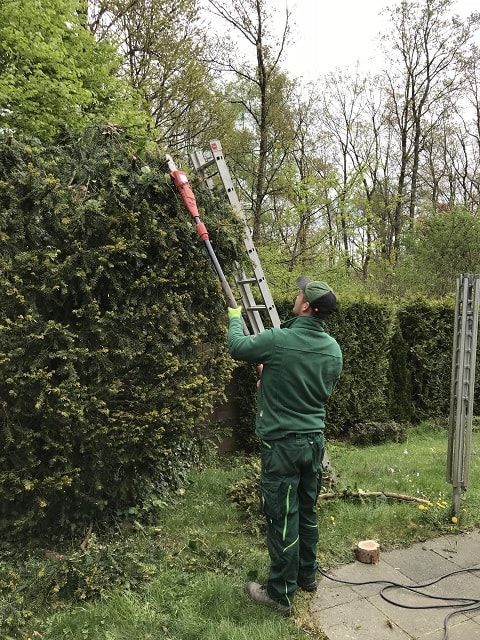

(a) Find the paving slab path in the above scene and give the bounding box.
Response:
[311,530,480,640]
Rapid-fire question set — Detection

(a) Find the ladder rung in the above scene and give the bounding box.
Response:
[236,277,257,285]
[246,304,267,311]
[203,169,219,180]
[198,166,219,181]
[198,159,216,170]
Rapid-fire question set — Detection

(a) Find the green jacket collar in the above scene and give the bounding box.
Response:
[280,315,326,330]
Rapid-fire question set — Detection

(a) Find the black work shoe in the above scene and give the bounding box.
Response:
[244,581,293,616]
[297,579,317,592]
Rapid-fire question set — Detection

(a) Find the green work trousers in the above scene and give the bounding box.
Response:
[260,432,324,607]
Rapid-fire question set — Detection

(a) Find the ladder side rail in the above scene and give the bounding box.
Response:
[208,141,281,328]
[458,285,472,489]
[453,278,470,492]
[452,317,465,515]
[461,275,480,488]
[446,276,461,481]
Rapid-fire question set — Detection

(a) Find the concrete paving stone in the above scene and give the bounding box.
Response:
[374,577,479,609]
[413,570,480,602]
[313,598,412,640]
[465,606,480,622]
[418,616,480,640]
[423,531,480,568]
[381,542,461,582]
[310,583,361,611]
[369,591,469,637]
[369,566,480,607]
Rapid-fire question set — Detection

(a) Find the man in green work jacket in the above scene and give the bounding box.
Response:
[227,276,343,617]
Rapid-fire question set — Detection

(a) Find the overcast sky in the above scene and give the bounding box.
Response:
[284,0,479,79]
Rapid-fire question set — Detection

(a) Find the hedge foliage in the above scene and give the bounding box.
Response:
[0,127,244,539]
[326,295,393,436]
[397,301,457,422]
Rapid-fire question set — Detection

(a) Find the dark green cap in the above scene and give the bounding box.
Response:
[296,275,337,317]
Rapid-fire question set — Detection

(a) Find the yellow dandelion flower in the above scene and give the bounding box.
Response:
[451,516,458,524]
[419,504,426,510]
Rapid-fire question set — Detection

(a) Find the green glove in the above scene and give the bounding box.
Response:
[228,306,242,320]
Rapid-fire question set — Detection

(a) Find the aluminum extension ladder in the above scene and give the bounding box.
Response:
[189,139,336,479]
[190,140,280,334]
[447,274,480,517]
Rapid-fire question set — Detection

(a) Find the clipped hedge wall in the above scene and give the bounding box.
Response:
[397,300,455,421]
[0,127,243,539]
[325,296,393,437]
[233,294,395,446]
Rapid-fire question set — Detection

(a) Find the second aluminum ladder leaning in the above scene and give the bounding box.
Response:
[447,274,480,517]
[190,139,336,479]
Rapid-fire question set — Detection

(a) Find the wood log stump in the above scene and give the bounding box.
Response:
[355,539,380,564]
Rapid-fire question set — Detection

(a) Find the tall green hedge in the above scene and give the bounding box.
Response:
[233,295,395,445]
[397,300,455,422]
[387,316,413,423]
[325,296,393,437]
[0,127,243,539]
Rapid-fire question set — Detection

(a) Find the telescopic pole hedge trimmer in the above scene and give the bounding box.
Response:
[166,154,249,335]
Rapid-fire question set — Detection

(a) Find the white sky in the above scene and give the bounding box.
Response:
[284,0,479,79]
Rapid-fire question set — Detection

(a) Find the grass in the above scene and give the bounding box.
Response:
[318,422,480,563]
[4,422,480,640]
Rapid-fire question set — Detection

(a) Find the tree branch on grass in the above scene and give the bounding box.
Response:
[319,490,431,505]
